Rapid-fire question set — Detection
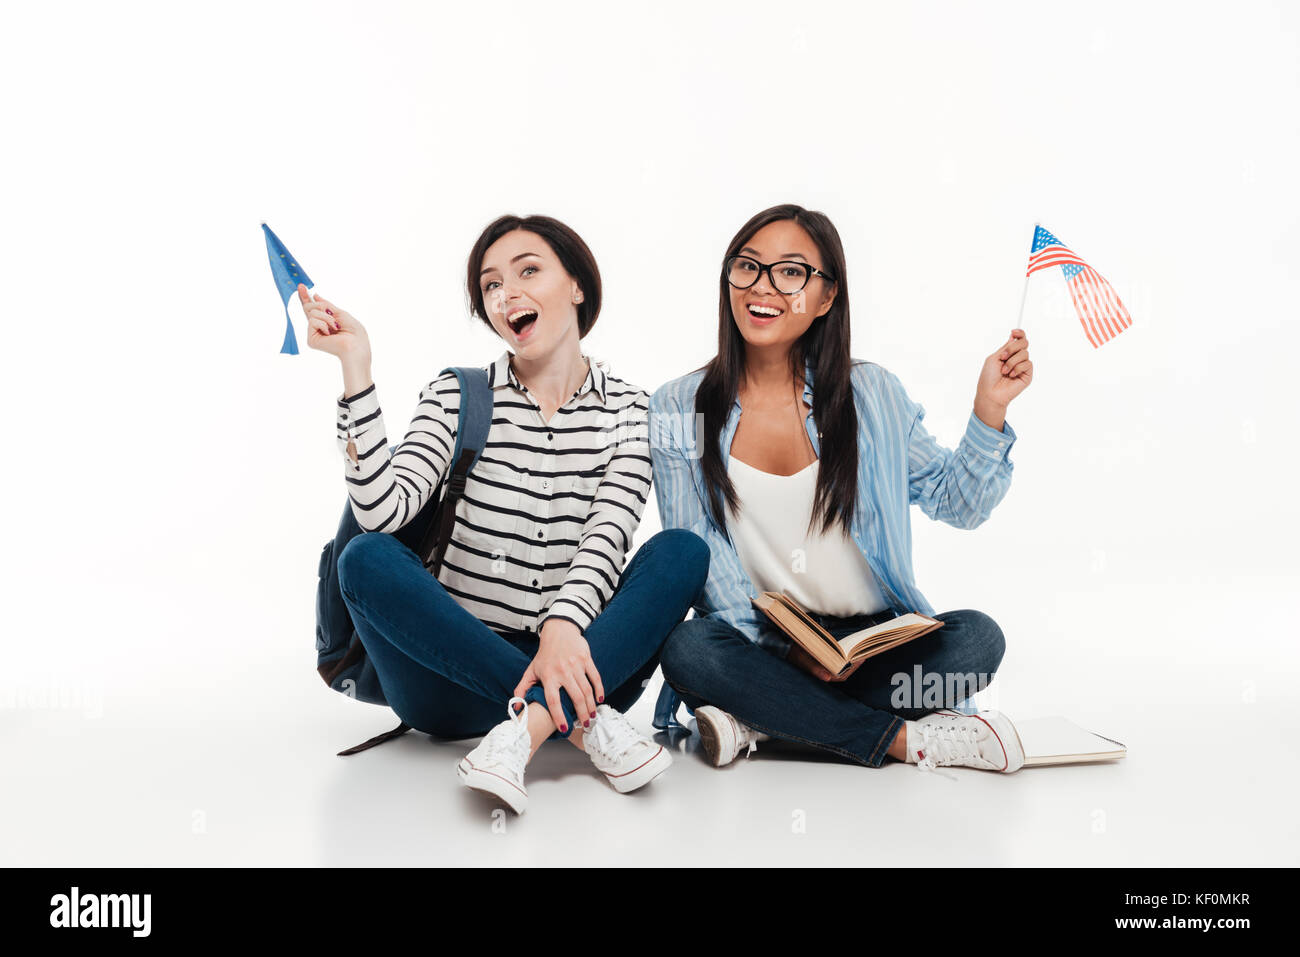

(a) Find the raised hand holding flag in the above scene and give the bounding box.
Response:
[973,328,1033,431]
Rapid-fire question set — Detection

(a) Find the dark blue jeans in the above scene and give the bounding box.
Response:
[337,528,709,740]
[659,608,1006,767]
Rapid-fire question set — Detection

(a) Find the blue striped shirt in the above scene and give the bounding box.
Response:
[648,356,1017,728]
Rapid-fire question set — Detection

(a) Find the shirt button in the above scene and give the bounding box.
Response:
[532,578,539,587]
[997,442,1005,449]
[537,531,543,539]
[547,433,553,441]
[541,480,550,490]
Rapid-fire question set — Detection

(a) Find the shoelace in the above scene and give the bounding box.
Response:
[914,721,982,781]
[588,707,644,760]
[737,719,761,760]
[482,696,530,769]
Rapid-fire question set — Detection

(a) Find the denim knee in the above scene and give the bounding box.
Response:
[660,615,729,689]
[641,528,710,590]
[336,531,394,598]
[959,609,1006,673]
[669,528,710,591]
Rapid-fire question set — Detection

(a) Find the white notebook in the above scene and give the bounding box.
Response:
[1013,716,1127,767]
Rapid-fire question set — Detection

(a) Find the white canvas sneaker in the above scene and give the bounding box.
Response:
[907,709,1025,774]
[693,705,770,767]
[457,696,532,814]
[583,704,671,793]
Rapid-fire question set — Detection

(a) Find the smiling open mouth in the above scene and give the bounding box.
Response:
[747,304,782,319]
[508,310,538,335]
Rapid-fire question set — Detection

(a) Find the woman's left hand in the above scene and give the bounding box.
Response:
[974,328,1033,421]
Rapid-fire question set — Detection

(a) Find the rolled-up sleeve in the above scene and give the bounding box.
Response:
[337,383,381,472]
[885,370,1016,530]
[543,396,654,634]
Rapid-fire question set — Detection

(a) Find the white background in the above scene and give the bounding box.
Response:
[2,0,1297,865]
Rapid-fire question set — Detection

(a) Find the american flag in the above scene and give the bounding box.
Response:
[1027,225,1132,348]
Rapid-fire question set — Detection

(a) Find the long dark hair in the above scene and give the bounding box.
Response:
[697,204,859,538]
[465,214,602,338]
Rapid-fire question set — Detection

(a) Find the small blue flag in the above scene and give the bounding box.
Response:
[262,222,314,355]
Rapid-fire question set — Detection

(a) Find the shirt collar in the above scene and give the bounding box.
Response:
[489,350,608,404]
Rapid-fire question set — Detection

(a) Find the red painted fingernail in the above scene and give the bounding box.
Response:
[584,720,590,728]
[326,308,334,316]
[560,724,567,733]
[598,696,604,703]
[590,711,596,719]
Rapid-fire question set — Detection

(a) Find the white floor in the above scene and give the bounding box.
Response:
[5,570,1298,867]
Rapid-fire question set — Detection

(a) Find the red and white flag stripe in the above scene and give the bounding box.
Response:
[1065,265,1132,349]
[1025,229,1133,349]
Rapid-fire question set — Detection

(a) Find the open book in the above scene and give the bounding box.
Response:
[1014,716,1127,766]
[750,590,943,677]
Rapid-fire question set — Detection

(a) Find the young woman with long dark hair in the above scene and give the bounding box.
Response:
[649,204,1032,774]
[306,214,709,813]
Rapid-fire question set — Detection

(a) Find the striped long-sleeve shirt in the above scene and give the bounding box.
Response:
[649,356,1018,727]
[336,350,652,636]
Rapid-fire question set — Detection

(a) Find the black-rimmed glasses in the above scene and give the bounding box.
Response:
[725,255,835,295]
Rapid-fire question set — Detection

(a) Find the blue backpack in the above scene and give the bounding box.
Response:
[314,367,494,754]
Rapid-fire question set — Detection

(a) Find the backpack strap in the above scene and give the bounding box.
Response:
[337,720,413,756]
[416,366,493,575]
[338,366,493,757]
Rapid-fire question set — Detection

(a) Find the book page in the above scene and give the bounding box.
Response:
[837,613,936,656]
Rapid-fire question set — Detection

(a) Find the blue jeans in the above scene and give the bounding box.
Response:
[659,608,1006,767]
[337,528,710,739]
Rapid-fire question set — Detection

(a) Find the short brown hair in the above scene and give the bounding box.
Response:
[466,214,602,339]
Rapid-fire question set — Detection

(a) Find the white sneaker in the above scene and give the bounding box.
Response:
[906,709,1025,774]
[693,705,770,767]
[583,704,671,793]
[457,696,532,814]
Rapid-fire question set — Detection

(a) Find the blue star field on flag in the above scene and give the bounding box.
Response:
[1031,225,1066,253]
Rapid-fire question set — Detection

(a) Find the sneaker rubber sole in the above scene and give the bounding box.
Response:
[457,757,528,813]
[694,705,739,767]
[600,744,672,793]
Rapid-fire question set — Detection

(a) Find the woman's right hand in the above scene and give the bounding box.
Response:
[300,283,372,366]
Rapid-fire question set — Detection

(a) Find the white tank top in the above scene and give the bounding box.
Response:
[725,456,889,618]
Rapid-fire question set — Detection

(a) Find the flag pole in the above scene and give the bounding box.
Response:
[1014,220,1039,331]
